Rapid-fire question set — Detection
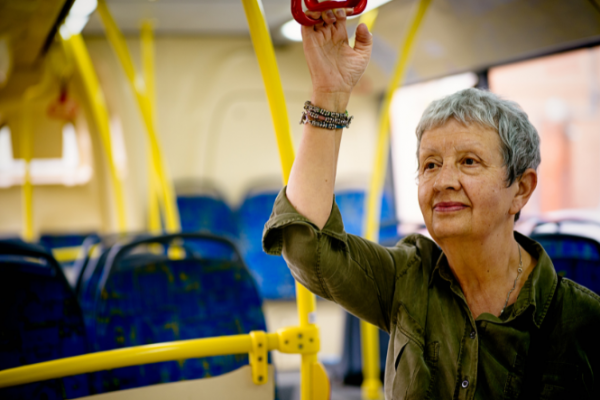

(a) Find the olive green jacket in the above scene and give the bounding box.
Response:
[262,188,600,399]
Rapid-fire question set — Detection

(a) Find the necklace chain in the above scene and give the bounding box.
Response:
[500,245,523,316]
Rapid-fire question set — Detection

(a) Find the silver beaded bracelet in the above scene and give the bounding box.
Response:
[299,101,353,130]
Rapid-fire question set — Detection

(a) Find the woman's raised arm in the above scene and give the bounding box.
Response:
[286,9,372,229]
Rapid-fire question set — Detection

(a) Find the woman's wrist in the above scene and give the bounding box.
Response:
[311,91,350,113]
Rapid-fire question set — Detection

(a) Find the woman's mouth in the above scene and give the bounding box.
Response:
[433,202,467,212]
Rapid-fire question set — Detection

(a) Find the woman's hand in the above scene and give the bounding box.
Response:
[302,9,373,112]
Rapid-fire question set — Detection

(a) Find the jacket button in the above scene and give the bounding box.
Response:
[470,331,476,339]
[462,380,469,388]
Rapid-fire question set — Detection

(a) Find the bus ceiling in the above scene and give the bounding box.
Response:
[0,0,75,67]
[74,0,600,86]
[0,0,599,88]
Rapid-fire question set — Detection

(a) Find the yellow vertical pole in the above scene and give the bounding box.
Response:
[239,0,295,183]
[240,1,326,399]
[20,105,34,242]
[360,321,381,399]
[361,1,432,398]
[19,65,66,242]
[140,20,163,234]
[96,0,180,233]
[62,34,128,233]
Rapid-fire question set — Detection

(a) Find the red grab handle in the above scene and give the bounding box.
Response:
[304,0,362,11]
[291,0,369,26]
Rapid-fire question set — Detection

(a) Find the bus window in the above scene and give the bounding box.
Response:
[489,46,600,217]
[0,123,93,187]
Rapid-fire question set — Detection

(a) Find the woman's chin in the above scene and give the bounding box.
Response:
[429,220,471,241]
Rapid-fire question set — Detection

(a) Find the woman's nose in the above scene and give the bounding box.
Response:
[433,163,461,192]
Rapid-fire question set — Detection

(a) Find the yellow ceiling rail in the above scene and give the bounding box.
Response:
[62,34,128,233]
[141,20,163,234]
[361,1,432,399]
[97,0,180,233]
[240,1,327,399]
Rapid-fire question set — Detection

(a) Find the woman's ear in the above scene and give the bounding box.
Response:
[510,168,538,217]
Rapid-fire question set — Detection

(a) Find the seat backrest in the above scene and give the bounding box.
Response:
[39,233,100,288]
[177,195,239,239]
[85,233,268,393]
[237,191,296,300]
[531,233,600,293]
[39,233,98,251]
[335,189,400,245]
[0,240,91,399]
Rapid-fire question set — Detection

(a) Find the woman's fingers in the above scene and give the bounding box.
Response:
[305,10,321,20]
[331,8,348,42]
[354,23,373,54]
[301,8,350,46]
[322,9,336,25]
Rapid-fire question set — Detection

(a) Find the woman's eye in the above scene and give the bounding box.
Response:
[464,158,476,166]
[426,162,436,170]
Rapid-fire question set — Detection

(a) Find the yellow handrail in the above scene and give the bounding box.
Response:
[141,20,163,234]
[361,1,432,398]
[240,1,326,399]
[0,322,324,389]
[97,0,181,233]
[62,34,128,233]
[0,333,274,389]
[52,246,83,263]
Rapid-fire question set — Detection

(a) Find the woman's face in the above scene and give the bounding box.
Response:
[418,118,519,243]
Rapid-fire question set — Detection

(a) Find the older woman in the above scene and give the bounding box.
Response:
[262,9,600,399]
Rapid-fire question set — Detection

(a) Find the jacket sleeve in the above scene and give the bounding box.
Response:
[262,187,420,332]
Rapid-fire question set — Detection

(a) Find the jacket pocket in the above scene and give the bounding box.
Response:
[391,304,437,400]
[539,362,582,400]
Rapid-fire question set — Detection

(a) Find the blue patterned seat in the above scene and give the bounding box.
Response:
[335,188,400,244]
[237,191,296,300]
[39,233,100,288]
[0,240,91,399]
[531,233,600,293]
[39,233,97,251]
[82,233,268,393]
[177,195,239,240]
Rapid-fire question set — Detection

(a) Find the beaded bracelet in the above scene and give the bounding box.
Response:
[299,101,353,130]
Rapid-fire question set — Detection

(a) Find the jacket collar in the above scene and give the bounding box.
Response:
[429,232,558,328]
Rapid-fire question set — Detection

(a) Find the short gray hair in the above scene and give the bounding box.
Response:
[415,88,541,187]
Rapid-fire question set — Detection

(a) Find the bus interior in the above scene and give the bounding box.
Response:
[0,0,599,399]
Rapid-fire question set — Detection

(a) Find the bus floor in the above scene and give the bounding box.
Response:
[276,370,362,400]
